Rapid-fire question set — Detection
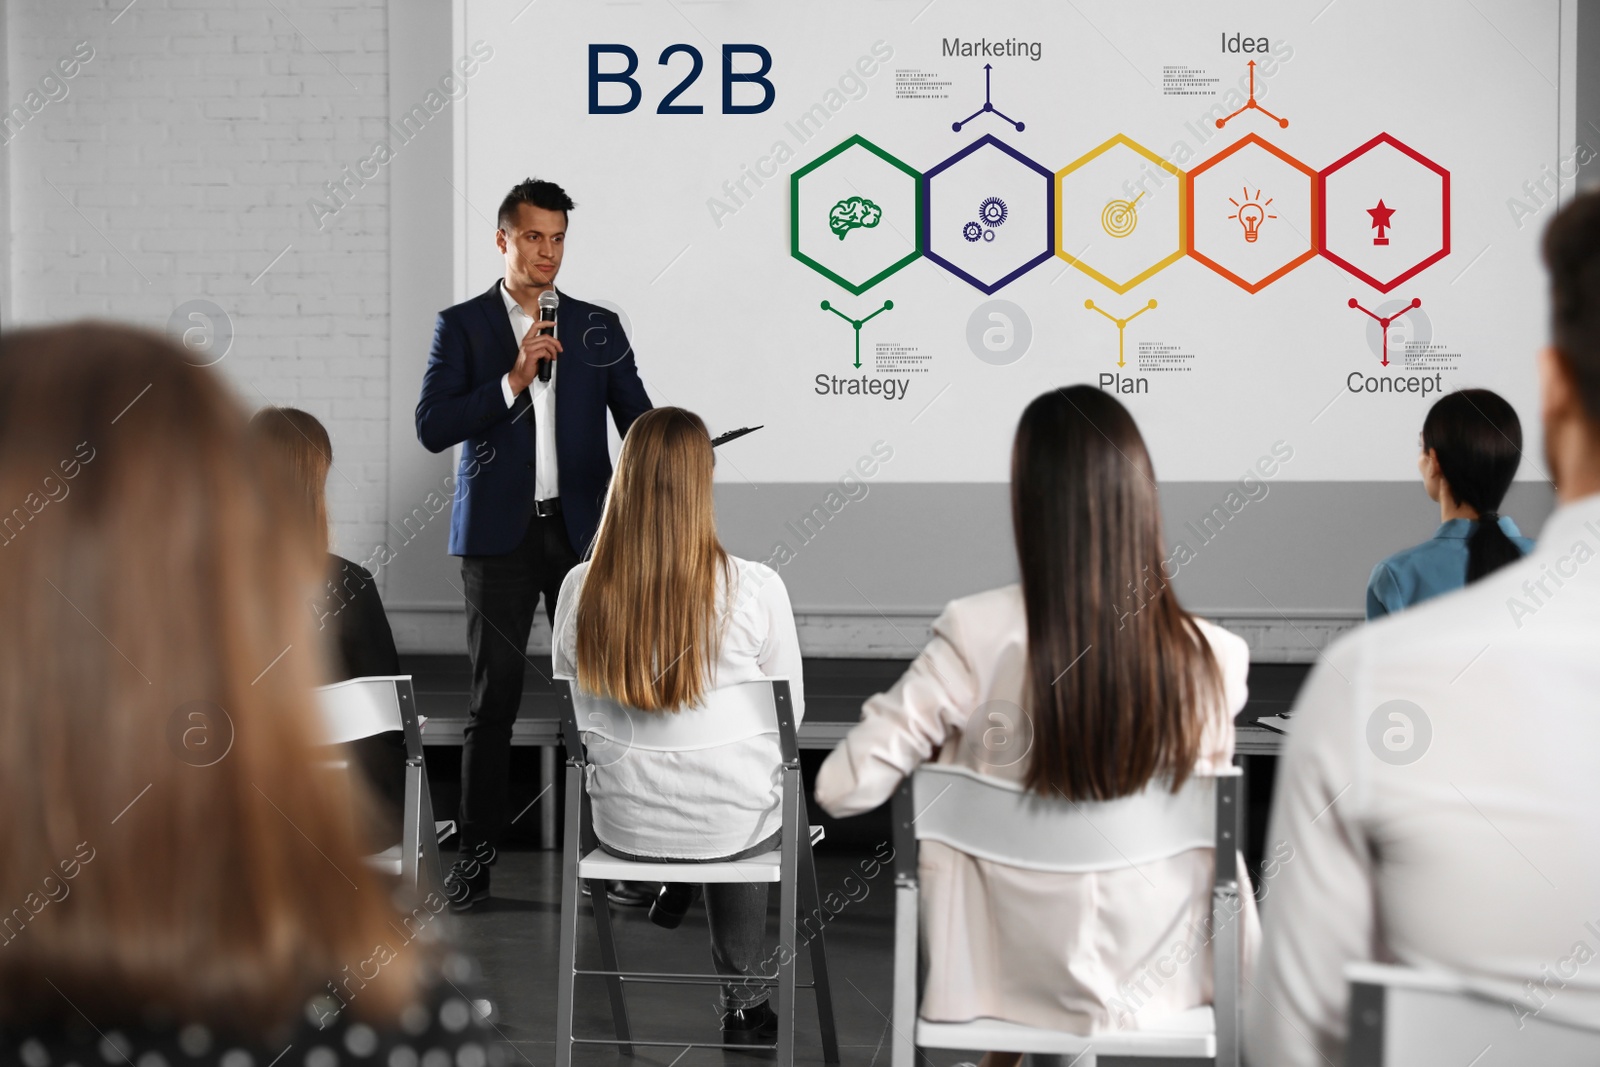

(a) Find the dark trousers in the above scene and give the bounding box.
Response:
[458,512,578,850]
[601,832,781,1009]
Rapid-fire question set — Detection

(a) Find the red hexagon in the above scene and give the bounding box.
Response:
[1185,133,1319,293]
[1317,133,1450,293]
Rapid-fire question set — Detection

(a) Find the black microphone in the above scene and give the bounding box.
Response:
[536,289,558,383]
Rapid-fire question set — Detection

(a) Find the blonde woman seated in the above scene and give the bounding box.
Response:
[551,407,803,1048]
[815,387,1259,1065]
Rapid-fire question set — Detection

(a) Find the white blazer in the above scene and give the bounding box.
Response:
[815,583,1257,1034]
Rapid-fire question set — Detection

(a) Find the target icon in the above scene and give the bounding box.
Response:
[1099,191,1145,239]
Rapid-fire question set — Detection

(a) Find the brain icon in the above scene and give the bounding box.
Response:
[829,196,883,240]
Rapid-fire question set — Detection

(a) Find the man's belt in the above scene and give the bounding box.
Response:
[533,497,562,518]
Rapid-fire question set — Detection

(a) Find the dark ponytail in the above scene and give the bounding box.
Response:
[1421,389,1526,583]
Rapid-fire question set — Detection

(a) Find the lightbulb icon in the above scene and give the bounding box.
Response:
[1237,203,1264,242]
[1228,187,1275,244]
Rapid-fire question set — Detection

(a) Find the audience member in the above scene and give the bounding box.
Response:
[250,405,407,847]
[551,406,804,1048]
[1366,388,1534,618]
[1247,191,1600,1064]
[815,387,1256,1067]
[0,324,499,1065]
[250,407,401,678]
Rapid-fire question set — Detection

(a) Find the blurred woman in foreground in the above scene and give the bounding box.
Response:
[0,324,499,1065]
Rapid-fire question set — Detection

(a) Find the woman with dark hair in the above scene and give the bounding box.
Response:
[815,387,1256,1061]
[249,406,402,680]
[250,406,407,847]
[1366,388,1535,619]
[551,406,804,1047]
[0,324,499,1065]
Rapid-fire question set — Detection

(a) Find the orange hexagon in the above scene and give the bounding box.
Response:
[1185,133,1319,293]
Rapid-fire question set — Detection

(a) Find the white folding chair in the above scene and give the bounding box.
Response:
[552,676,839,1065]
[1345,962,1600,1065]
[315,675,446,895]
[890,763,1244,1067]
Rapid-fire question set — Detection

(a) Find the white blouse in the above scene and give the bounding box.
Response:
[551,555,805,860]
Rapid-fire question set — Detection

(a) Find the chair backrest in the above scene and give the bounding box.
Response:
[907,762,1233,873]
[1346,963,1600,1065]
[315,676,417,752]
[555,676,798,765]
[891,759,1244,1066]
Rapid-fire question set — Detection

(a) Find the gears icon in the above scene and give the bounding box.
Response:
[960,196,1008,243]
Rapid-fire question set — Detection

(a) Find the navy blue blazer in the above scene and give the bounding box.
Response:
[415,281,652,557]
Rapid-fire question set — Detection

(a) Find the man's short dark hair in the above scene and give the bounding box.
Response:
[1545,189,1600,421]
[497,178,575,232]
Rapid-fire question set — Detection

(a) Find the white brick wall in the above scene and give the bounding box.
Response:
[4,0,391,568]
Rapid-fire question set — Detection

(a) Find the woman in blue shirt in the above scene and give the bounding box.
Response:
[1367,389,1535,619]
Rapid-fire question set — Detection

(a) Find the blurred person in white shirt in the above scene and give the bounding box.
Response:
[1247,190,1600,1065]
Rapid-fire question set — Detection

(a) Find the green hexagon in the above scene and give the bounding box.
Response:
[791,135,923,295]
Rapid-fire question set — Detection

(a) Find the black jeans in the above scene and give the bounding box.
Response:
[601,832,781,1010]
[458,512,578,850]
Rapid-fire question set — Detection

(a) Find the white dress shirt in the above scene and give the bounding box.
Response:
[816,585,1258,1033]
[1247,494,1600,1067]
[551,555,805,859]
[498,281,558,501]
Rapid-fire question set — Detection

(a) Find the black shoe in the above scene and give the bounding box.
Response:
[578,880,656,907]
[721,1001,777,1048]
[648,882,696,929]
[606,880,655,908]
[444,841,495,912]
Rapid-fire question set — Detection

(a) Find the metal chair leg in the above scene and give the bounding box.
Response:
[1214,769,1243,1067]
[538,744,558,850]
[401,761,422,891]
[554,767,584,1067]
[590,880,634,1055]
[797,809,840,1063]
[777,769,800,1065]
[413,759,444,895]
[890,777,921,1067]
[891,882,919,1067]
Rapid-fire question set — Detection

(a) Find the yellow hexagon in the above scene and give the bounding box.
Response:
[1055,135,1187,294]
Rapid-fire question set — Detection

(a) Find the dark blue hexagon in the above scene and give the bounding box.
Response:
[922,135,1056,294]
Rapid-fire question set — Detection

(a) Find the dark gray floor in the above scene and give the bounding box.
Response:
[454,848,1208,1067]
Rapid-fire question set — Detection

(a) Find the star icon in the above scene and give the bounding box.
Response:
[1368,199,1395,245]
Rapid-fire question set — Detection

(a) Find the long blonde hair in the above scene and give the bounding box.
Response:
[0,324,426,1033]
[576,407,731,712]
